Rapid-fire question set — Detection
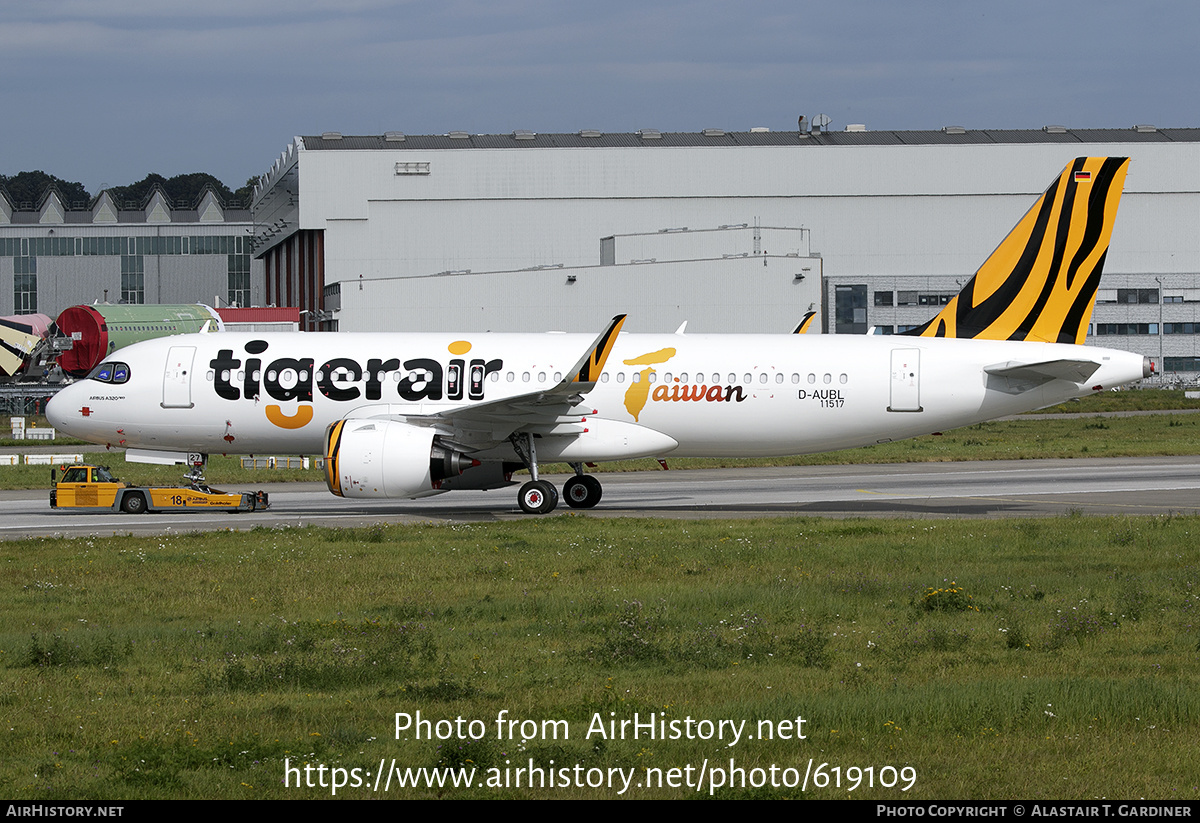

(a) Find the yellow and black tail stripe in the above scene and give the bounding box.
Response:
[573,314,627,384]
[905,157,1129,344]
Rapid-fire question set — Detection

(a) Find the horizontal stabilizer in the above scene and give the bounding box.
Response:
[984,359,1101,394]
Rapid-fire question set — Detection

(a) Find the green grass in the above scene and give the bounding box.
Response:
[0,410,1195,491]
[3,516,1199,799]
[1028,387,1200,414]
[562,411,1200,472]
[0,453,321,491]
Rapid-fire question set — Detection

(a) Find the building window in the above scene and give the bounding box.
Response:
[1095,323,1159,335]
[835,284,868,334]
[1117,288,1159,304]
[228,254,251,306]
[897,291,918,306]
[1165,357,1200,372]
[874,291,894,307]
[1163,323,1198,335]
[14,257,36,314]
[121,255,144,304]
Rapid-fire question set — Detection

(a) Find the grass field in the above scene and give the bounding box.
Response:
[4,407,1199,493]
[1030,388,1200,415]
[3,516,1198,799]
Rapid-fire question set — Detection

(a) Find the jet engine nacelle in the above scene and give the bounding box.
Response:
[324,419,475,499]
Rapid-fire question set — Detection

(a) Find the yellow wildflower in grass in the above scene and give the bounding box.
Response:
[920,582,980,613]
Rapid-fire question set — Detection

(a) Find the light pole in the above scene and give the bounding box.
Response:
[1154,276,1164,382]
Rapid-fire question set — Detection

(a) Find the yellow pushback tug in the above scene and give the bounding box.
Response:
[50,464,268,514]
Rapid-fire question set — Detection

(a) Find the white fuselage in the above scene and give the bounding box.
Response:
[46,330,1146,463]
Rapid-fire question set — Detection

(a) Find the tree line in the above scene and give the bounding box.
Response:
[0,171,256,210]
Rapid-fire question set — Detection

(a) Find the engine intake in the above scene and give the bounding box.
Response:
[324,419,476,499]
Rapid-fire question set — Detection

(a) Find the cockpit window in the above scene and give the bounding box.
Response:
[88,361,130,384]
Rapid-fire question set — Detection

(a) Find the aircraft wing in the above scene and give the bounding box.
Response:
[984,359,1101,394]
[358,315,627,447]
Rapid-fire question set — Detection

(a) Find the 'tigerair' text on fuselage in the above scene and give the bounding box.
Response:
[208,340,505,405]
[207,339,748,423]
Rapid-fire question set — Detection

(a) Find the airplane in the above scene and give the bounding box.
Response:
[46,157,1150,514]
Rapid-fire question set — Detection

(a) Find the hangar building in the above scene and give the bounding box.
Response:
[0,186,264,319]
[251,125,1200,377]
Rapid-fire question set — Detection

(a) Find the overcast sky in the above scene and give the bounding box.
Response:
[2,0,1197,194]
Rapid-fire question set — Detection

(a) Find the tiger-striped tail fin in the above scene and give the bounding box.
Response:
[904,157,1129,344]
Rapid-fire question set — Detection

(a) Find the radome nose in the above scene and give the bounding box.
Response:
[45,388,72,432]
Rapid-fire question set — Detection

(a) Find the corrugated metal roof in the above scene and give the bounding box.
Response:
[817,130,907,146]
[978,129,1082,144]
[216,307,300,323]
[299,127,1200,151]
[1068,128,1169,143]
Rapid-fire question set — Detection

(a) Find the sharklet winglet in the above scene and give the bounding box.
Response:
[570,314,626,385]
[792,311,818,335]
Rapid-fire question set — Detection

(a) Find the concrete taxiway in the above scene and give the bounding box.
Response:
[4,455,1199,539]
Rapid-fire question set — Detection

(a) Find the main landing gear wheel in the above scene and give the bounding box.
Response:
[518,480,558,514]
[564,475,602,509]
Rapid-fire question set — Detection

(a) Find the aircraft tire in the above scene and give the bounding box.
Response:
[120,492,148,514]
[518,480,557,514]
[564,475,602,509]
